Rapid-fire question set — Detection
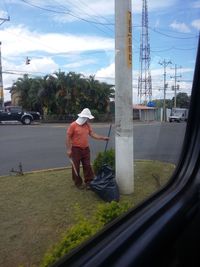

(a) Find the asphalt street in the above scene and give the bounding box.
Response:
[0,122,186,176]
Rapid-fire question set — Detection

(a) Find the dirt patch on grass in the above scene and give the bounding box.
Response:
[0,161,175,267]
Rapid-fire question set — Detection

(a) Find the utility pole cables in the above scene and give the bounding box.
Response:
[159,60,172,122]
[0,16,10,26]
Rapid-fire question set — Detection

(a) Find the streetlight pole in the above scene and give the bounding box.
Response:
[115,0,134,194]
[159,60,172,121]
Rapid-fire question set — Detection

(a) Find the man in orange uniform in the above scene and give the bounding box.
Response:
[66,108,109,189]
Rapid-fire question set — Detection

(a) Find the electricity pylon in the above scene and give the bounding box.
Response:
[138,0,152,104]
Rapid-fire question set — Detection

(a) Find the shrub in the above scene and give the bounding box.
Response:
[95,201,131,225]
[40,200,132,267]
[40,219,101,267]
[93,149,115,174]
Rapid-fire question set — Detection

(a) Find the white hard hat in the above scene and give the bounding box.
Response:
[78,108,94,119]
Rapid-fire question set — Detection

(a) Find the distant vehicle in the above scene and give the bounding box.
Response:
[0,106,41,125]
[169,108,188,123]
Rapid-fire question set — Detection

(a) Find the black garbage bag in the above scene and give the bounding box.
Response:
[90,164,120,202]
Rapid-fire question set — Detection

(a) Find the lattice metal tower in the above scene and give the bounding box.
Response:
[138,0,152,104]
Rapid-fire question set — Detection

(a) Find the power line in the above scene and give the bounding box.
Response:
[64,0,113,37]
[20,0,114,26]
[149,26,198,40]
[3,69,49,76]
[59,0,113,33]
[151,46,196,53]
[20,0,114,38]
[5,27,114,61]
[73,0,114,27]
[134,24,198,39]
[0,14,10,26]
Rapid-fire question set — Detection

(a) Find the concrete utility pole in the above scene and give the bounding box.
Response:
[115,0,134,194]
[0,42,4,108]
[159,59,172,122]
[171,64,181,108]
[0,16,10,108]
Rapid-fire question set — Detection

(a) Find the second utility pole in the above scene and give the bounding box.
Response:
[115,0,134,194]
[171,64,182,108]
[159,59,172,122]
[0,42,4,108]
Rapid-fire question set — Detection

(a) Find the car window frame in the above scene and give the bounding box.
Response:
[49,37,200,267]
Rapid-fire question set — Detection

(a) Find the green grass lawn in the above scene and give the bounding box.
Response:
[0,160,175,267]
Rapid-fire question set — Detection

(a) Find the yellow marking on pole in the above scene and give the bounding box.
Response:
[127,11,132,68]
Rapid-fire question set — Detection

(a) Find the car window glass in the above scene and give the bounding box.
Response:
[0,1,198,267]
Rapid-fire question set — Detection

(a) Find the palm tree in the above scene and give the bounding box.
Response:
[11,71,114,118]
[12,74,32,110]
[38,75,57,115]
[86,75,114,112]
[54,71,73,115]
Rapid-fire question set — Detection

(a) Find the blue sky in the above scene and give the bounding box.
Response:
[0,0,199,103]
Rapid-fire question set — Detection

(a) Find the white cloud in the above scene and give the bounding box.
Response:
[24,57,58,73]
[95,62,193,103]
[88,1,114,16]
[0,25,114,58]
[3,56,57,75]
[191,19,200,29]
[0,24,114,100]
[2,56,59,101]
[96,63,114,80]
[64,59,97,69]
[192,1,200,8]
[0,9,8,18]
[170,21,191,33]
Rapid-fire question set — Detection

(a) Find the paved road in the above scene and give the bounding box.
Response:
[0,122,186,176]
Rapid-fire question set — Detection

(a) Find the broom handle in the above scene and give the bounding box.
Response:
[104,124,112,153]
[69,158,79,177]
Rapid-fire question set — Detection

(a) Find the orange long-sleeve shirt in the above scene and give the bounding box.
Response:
[67,122,92,148]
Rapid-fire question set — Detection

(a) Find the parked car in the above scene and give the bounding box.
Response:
[0,106,41,125]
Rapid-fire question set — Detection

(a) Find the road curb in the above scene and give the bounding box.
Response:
[0,166,72,177]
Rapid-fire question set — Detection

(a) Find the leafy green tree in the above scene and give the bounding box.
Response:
[38,75,57,114]
[151,99,173,109]
[85,75,114,112]
[173,92,190,108]
[28,77,43,113]
[12,74,32,110]
[54,71,70,115]
[11,71,114,117]
[65,72,84,114]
